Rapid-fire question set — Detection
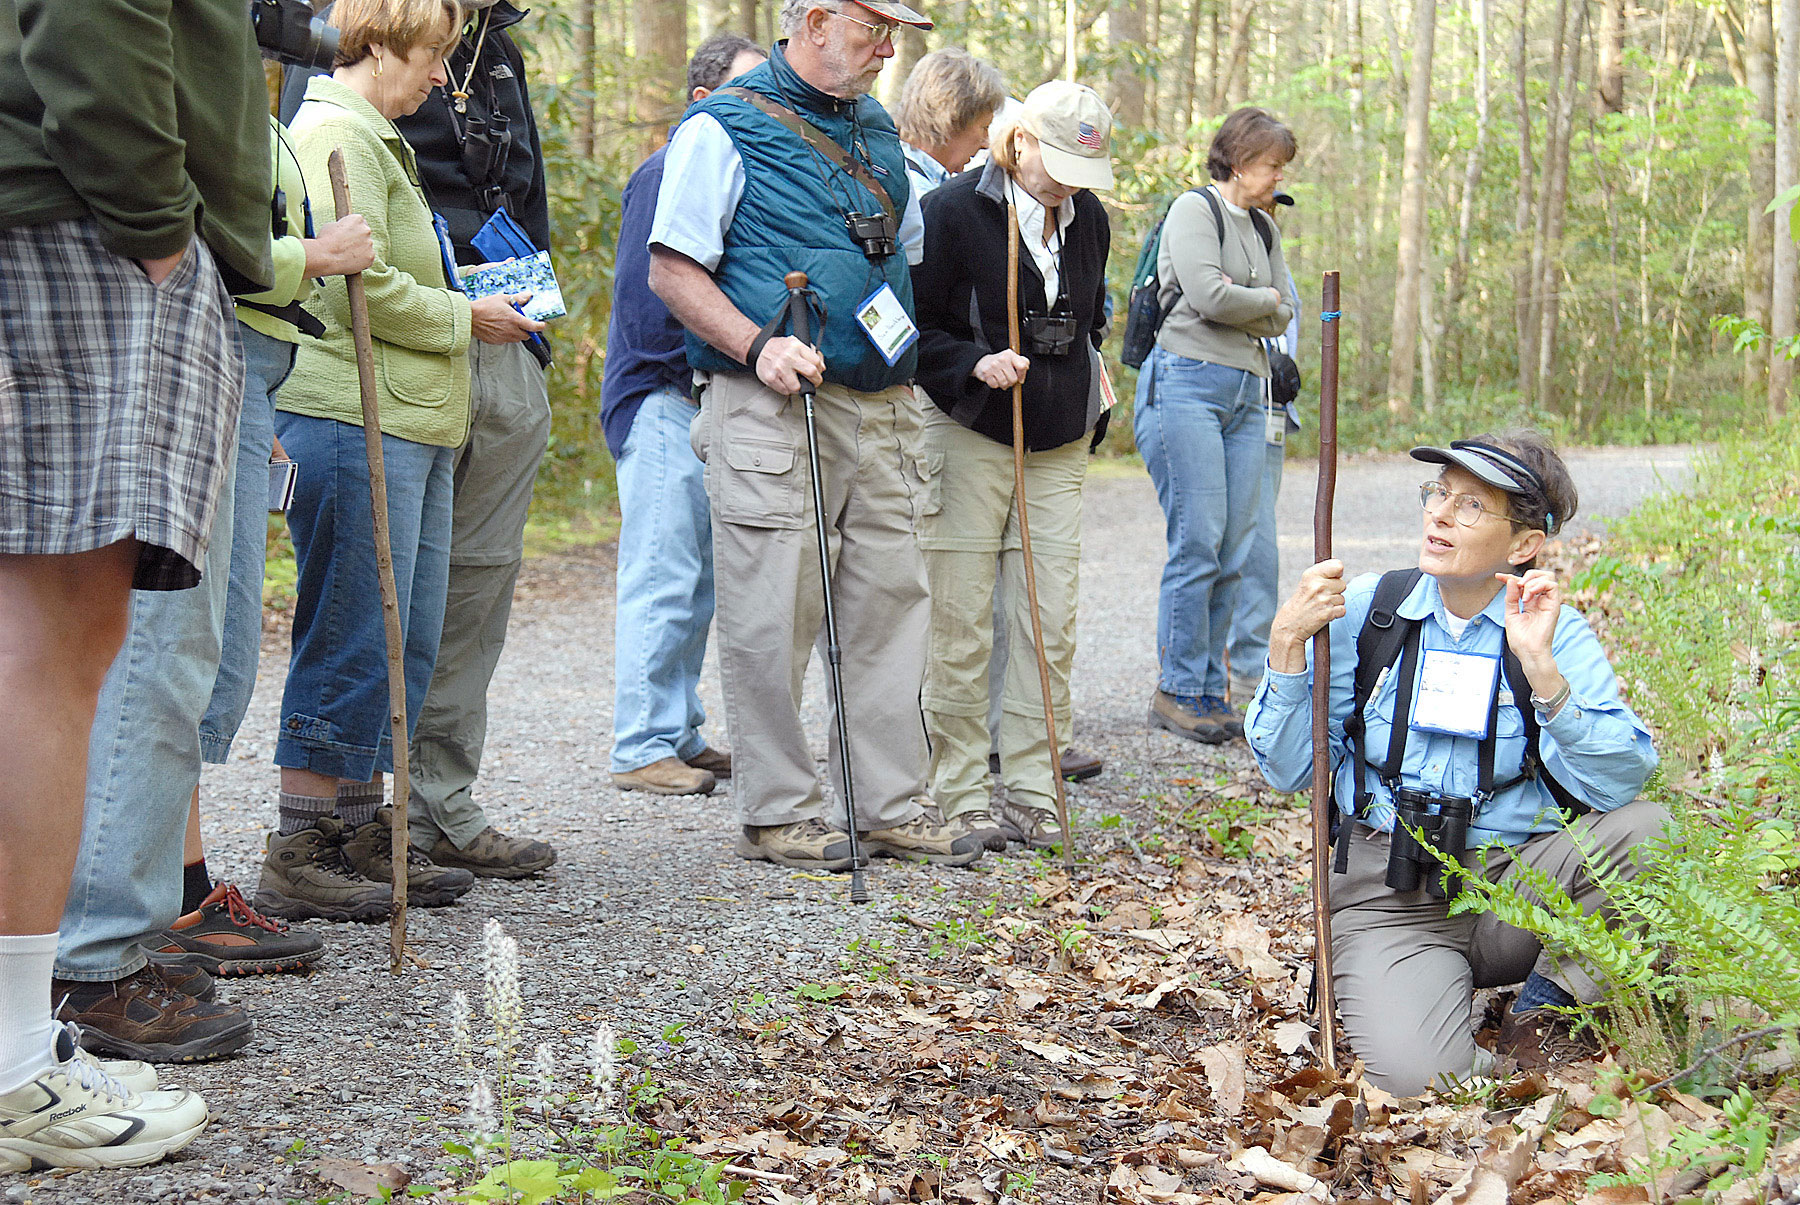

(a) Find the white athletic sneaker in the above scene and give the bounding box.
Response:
[0,1026,206,1171]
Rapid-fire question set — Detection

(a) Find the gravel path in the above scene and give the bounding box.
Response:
[9,445,1694,1205]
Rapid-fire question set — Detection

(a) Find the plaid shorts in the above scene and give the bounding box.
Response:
[0,217,244,590]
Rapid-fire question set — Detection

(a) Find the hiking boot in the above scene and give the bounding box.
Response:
[1148,690,1227,744]
[989,748,1105,782]
[950,808,1010,853]
[685,746,733,780]
[150,882,324,977]
[995,795,1066,852]
[427,826,557,879]
[736,817,857,871]
[53,966,253,1064]
[152,963,214,1002]
[862,802,985,867]
[0,1025,208,1171]
[343,808,475,908]
[1493,1007,1601,1073]
[613,757,715,796]
[255,817,392,923]
[1207,696,1245,741]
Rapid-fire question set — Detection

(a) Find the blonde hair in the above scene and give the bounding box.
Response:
[897,49,1005,148]
[332,0,465,68]
[988,113,1028,173]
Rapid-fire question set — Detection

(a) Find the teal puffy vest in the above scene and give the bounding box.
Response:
[682,45,917,391]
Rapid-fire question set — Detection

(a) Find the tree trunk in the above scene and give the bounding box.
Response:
[1178,0,1205,130]
[636,0,688,159]
[1717,5,1750,87]
[1206,1,1221,115]
[1111,0,1148,125]
[1348,0,1370,394]
[1448,0,1490,317]
[882,25,928,107]
[738,0,761,44]
[1217,0,1253,109]
[1773,0,1799,418]
[1385,0,1436,416]
[1597,0,1625,112]
[1749,0,1777,405]
[574,0,596,161]
[1515,0,1543,404]
[1534,0,1583,411]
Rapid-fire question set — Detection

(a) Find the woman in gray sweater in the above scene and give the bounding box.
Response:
[1136,107,1296,745]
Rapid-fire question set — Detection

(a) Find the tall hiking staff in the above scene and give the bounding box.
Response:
[1005,203,1078,872]
[327,149,412,972]
[781,270,872,905]
[1311,271,1342,1069]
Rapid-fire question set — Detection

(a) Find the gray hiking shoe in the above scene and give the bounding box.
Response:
[995,796,1066,852]
[736,817,857,871]
[254,817,392,923]
[426,826,557,879]
[343,808,476,908]
[863,802,986,867]
[949,808,1010,853]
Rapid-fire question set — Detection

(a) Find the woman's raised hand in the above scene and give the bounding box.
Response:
[1498,568,1562,677]
[1267,559,1347,673]
[972,349,1030,389]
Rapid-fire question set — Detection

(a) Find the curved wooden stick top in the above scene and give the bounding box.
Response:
[784,270,808,290]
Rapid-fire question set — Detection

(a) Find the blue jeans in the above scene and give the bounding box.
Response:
[609,388,715,772]
[1133,347,1266,698]
[57,323,292,980]
[274,412,454,781]
[1227,435,1285,689]
[200,327,291,761]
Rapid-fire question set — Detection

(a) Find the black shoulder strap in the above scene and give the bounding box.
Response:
[719,87,896,222]
[1250,208,1276,256]
[1200,186,1226,244]
[1500,649,1594,817]
[1334,568,1423,873]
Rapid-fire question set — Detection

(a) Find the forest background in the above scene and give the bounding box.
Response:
[463,0,1797,523]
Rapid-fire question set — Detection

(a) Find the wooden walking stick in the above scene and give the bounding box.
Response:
[327,149,411,974]
[1310,271,1342,1069]
[1005,201,1077,871]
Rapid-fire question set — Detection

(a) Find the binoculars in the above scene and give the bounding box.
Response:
[1023,310,1079,356]
[844,211,898,261]
[1386,788,1473,899]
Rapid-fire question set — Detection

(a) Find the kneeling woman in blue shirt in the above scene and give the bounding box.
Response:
[1245,430,1662,1096]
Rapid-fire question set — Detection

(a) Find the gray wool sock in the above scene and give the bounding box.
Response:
[277,792,337,836]
[335,780,383,829]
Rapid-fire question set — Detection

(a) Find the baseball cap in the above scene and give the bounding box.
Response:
[845,0,934,29]
[1018,80,1114,191]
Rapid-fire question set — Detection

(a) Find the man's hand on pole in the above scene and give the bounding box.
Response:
[756,335,825,395]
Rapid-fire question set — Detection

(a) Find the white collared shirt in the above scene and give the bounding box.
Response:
[1006,176,1074,308]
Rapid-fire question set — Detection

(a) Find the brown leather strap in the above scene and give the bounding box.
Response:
[719,87,897,222]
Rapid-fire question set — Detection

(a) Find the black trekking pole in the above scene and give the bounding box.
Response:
[782,270,870,905]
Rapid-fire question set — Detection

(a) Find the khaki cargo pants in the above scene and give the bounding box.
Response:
[693,371,931,830]
[1330,799,1669,1096]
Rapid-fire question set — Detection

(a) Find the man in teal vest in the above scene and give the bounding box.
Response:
[649,0,985,872]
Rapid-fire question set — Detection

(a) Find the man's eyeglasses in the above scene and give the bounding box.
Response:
[1419,480,1510,527]
[827,8,900,45]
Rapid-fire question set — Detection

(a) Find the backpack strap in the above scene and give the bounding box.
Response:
[718,87,897,222]
[1500,647,1594,818]
[1335,568,1422,873]
[1200,187,1278,257]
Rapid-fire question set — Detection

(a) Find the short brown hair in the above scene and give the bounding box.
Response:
[898,50,1006,149]
[332,0,465,69]
[1462,429,1579,563]
[1206,107,1297,181]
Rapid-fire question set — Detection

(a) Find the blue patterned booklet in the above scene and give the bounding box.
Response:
[458,251,566,322]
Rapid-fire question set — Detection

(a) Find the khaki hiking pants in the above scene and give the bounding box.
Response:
[1330,799,1669,1096]
[693,371,931,830]
[917,405,1085,821]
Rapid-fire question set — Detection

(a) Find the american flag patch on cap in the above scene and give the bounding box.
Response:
[1076,121,1104,149]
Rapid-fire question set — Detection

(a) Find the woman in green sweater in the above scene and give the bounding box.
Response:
[260,0,543,922]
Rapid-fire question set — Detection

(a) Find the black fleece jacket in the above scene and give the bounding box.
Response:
[911,163,1110,452]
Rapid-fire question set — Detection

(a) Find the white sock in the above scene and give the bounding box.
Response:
[0,932,60,1094]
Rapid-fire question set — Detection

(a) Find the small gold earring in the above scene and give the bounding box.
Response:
[374,54,384,77]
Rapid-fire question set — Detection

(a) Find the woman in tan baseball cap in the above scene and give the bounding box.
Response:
[908,80,1114,853]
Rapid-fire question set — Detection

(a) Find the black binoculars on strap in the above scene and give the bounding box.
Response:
[1386,789,1474,899]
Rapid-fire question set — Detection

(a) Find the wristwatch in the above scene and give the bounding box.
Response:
[1530,680,1572,718]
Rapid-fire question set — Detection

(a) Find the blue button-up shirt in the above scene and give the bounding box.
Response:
[1245,571,1658,848]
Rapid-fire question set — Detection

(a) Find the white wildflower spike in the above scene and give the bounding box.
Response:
[449,989,472,1067]
[481,918,523,1054]
[533,1042,556,1093]
[469,1075,497,1138]
[588,1023,618,1118]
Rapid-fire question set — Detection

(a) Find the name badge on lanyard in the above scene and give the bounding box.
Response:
[1410,648,1500,740]
[855,283,919,365]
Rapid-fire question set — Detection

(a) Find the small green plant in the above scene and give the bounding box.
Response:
[792,981,849,1004]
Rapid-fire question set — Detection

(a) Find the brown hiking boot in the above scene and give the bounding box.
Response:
[150,882,324,976]
[254,817,392,923]
[684,746,732,780]
[1148,690,1228,744]
[950,808,1010,853]
[342,808,475,908]
[53,967,253,1064]
[995,795,1066,852]
[988,747,1106,782]
[427,826,557,879]
[736,817,857,871]
[613,757,715,796]
[863,802,986,867]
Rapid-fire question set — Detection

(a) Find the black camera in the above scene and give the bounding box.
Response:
[1386,788,1473,899]
[844,211,898,261]
[1023,310,1079,357]
[252,0,338,70]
